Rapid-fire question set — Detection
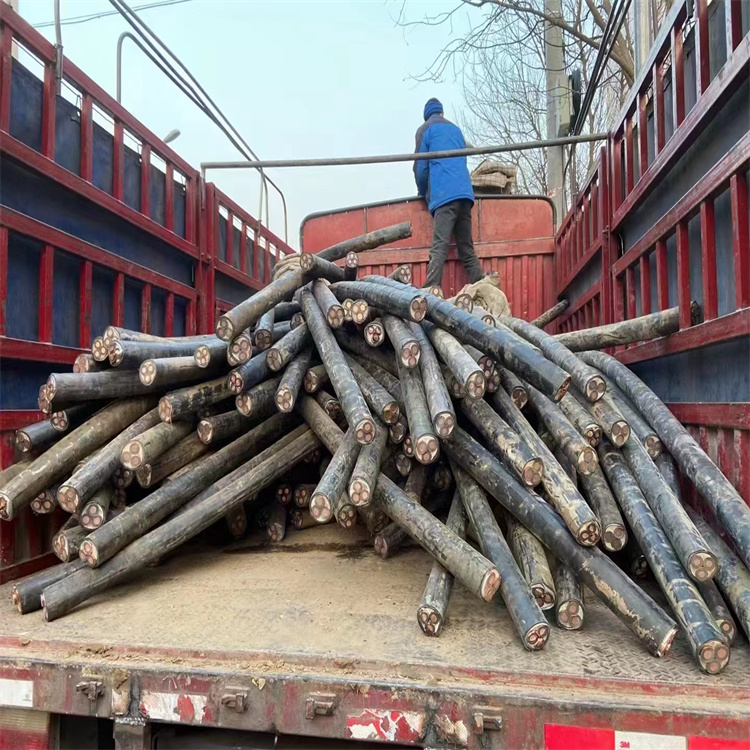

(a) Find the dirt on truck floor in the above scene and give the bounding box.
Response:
[1,523,749,713]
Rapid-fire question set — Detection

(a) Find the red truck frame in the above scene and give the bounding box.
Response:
[0,0,748,747]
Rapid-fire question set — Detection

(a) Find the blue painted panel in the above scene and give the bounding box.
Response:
[92,120,114,195]
[9,60,42,152]
[52,251,81,348]
[621,81,749,252]
[0,359,69,410]
[173,183,186,239]
[629,337,750,403]
[123,144,141,212]
[149,164,165,227]
[150,287,166,337]
[124,278,142,332]
[6,231,41,341]
[560,252,601,304]
[215,271,255,307]
[55,93,81,176]
[92,266,114,340]
[1,159,195,286]
[173,297,187,337]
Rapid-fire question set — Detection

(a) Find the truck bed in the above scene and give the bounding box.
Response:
[1,524,749,747]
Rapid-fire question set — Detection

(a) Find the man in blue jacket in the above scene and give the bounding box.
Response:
[414,98,483,288]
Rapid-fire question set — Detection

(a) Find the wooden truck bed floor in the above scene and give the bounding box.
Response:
[1,524,748,746]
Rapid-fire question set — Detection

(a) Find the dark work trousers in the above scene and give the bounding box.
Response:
[424,199,484,288]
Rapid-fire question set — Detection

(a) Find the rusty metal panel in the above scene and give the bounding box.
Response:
[301,196,556,304]
[301,209,366,253]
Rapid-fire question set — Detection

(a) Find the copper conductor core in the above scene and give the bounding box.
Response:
[522,458,544,487]
[92,337,109,361]
[525,623,550,650]
[418,606,442,637]
[215,316,234,342]
[139,360,157,385]
[689,551,718,582]
[310,494,332,523]
[354,418,375,445]
[576,447,598,475]
[466,372,486,400]
[434,412,455,438]
[585,376,607,401]
[609,420,630,446]
[415,435,440,465]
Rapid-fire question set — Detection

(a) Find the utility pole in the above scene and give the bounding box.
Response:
[544,0,566,226]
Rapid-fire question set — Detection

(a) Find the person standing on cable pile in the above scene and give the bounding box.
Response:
[414,98,484,288]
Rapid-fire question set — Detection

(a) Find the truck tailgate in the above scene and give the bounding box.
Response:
[1,524,748,747]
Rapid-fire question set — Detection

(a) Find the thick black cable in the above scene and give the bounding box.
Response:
[110,0,286,210]
[572,0,632,135]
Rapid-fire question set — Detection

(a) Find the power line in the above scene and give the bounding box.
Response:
[33,0,193,29]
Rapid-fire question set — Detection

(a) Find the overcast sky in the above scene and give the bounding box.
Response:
[21,0,471,248]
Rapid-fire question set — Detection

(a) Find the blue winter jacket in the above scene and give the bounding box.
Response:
[413,114,474,214]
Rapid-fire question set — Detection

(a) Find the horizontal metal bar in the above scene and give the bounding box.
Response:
[612,131,750,277]
[666,402,750,431]
[200,133,608,171]
[213,259,263,292]
[0,206,198,299]
[615,308,750,365]
[0,336,83,364]
[0,410,44,431]
[1,135,199,259]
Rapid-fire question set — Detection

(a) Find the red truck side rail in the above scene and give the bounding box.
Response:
[554,0,750,507]
[302,195,558,320]
[0,3,296,579]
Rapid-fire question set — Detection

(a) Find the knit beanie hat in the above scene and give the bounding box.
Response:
[423,98,443,120]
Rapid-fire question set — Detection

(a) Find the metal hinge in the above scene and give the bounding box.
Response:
[76,680,103,702]
[221,690,248,713]
[305,693,336,720]
[472,707,503,734]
